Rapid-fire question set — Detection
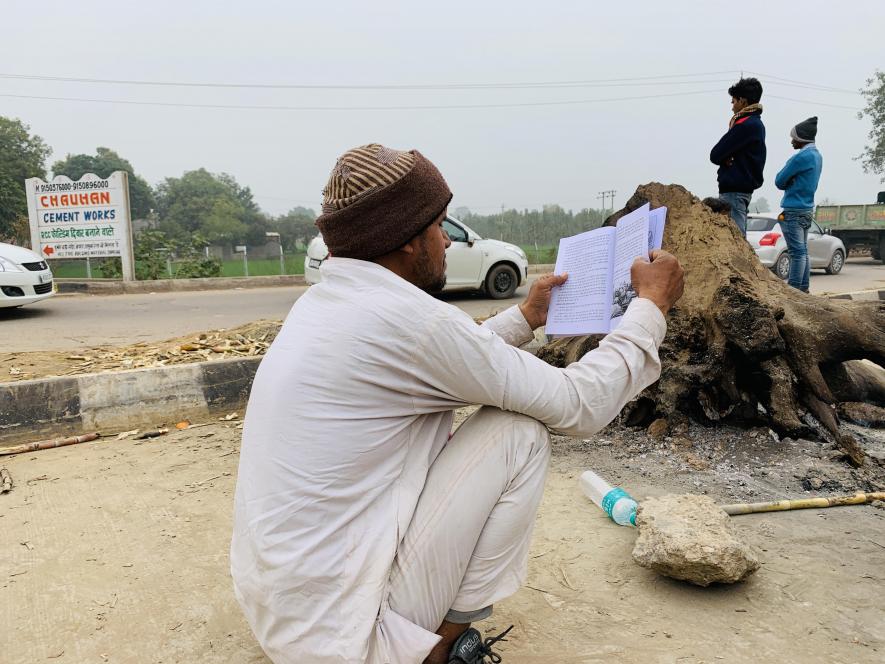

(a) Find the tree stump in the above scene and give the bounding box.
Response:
[537,183,885,466]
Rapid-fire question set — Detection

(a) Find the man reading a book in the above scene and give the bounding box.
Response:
[230,143,685,664]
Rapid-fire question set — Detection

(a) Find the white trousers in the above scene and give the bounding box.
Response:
[387,406,551,634]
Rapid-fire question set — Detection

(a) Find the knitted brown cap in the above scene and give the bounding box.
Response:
[315,144,452,260]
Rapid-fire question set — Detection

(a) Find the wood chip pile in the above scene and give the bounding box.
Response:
[5,320,282,382]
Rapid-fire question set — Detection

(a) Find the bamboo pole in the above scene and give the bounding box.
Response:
[0,432,101,457]
[721,492,885,516]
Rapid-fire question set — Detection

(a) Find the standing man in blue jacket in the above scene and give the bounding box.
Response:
[775,117,823,292]
[710,77,767,237]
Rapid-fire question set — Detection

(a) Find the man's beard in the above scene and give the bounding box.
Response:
[415,239,447,293]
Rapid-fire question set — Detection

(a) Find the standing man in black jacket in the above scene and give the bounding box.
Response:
[709,77,766,237]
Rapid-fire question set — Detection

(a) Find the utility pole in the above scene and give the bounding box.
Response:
[597,189,617,217]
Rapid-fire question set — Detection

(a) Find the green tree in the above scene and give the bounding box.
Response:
[858,70,885,181]
[52,147,155,218]
[575,207,605,231]
[155,168,269,245]
[0,117,51,242]
[201,198,249,243]
[99,229,221,280]
[458,204,606,246]
[271,206,317,250]
[751,196,771,213]
[452,205,472,220]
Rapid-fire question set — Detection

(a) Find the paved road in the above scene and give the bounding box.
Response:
[2,257,882,352]
[0,282,531,352]
[811,256,885,295]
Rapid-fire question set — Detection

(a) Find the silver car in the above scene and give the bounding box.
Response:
[747,215,846,280]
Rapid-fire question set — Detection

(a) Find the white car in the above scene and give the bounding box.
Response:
[304,216,529,299]
[747,215,846,280]
[0,242,55,308]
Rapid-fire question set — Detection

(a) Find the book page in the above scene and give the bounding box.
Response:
[545,226,616,336]
[649,205,667,250]
[610,204,650,329]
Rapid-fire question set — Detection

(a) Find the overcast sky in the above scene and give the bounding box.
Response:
[3,1,884,218]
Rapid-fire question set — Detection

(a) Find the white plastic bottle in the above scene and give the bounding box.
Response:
[579,469,638,526]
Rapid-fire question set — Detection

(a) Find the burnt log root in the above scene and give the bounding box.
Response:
[538,183,885,466]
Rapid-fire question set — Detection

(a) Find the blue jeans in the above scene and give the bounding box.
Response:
[719,192,751,237]
[780,209,813,292]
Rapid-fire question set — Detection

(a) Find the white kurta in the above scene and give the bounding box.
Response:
[230,257,666,664]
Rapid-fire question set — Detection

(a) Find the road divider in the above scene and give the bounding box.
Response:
[0,356,260,448]
[56,274,308,295]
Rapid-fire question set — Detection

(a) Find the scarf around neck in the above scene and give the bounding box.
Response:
[729,103,763,128]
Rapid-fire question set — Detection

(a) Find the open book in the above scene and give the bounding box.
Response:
[545,203,666,336]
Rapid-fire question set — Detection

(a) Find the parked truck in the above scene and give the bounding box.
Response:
[815,192,885,262]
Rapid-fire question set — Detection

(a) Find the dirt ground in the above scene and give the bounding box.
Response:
[2,408,884,664]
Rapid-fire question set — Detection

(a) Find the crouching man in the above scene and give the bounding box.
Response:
[230,144,684,664]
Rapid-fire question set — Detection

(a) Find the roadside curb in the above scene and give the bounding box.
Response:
[56,274,307,295]
[0,356,261,448]
[0,331,548,448]
[826,289,885,302]
[56,266,556,296]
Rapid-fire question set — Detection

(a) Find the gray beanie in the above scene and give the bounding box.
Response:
[790,116,818,143]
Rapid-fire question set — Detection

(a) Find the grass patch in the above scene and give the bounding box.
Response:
[520,245,558,264]
[220,255,306,277]
[50,260,91,278]
[49,254,307,279]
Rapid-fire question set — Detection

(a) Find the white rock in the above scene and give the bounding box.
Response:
[631,493,761,586]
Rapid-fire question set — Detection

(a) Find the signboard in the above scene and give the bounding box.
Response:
[25,171,135,280]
